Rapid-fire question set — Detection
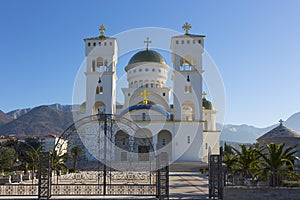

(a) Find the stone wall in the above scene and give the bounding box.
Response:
[224,186,300,200]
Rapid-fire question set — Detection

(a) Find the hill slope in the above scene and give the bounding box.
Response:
[0,106,73,137]
[0,110,13,126]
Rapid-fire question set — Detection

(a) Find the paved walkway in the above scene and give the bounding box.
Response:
[170,172,209,199]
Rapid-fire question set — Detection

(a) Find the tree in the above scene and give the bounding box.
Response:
[71,146,83,172]
[50,150,68,173]
[224,144,262,179]
[258,143,300,186]
[0,146,16,172]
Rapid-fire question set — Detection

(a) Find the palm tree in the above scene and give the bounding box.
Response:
[71,146,83,172]
[258,143,300,186]
[50,150,68,173]
[227,144,262,179]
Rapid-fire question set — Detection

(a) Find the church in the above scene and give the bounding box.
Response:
[79,23,220,164]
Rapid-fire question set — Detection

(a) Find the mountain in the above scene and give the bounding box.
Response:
[0,110,13,126]
[0,105,73,137]
[220,111,300,143]
[220,124,275,144]
[285,112,300,133]
[6,103,77,119]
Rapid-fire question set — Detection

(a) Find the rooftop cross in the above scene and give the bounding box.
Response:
[99,24,106,37]
[144,37,151,50]
[279,119,284,125]
[182,22,192,35]
[140,89,149,105]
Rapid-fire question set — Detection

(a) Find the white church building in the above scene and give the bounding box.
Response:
[79,24,220,163]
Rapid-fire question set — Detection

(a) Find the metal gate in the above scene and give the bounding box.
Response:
[209,148,224,199]
[41,114,168,199]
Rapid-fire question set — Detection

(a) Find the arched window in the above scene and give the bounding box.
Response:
[94,102,105,114]
[97,57,104,67]
[96,86,103,94]
[181,101,195,121]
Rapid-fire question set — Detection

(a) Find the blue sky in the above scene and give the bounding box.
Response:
[1,0,300,127]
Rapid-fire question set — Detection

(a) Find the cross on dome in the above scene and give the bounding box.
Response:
[99,24,106,37]
[144,37,151,51]
[182,22,192,35]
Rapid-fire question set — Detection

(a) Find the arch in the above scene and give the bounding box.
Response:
[181,101,195,121]
[115,130,130,161]
[179,56,194,71]
[157,130,172,160]
[96,86,103,94]
[96,57,107,72]
[134,128,153,161]
[93,101,105,114]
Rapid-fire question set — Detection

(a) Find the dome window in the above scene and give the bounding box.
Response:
[152,68,155,72]
[93,42,96,46]
[88,42,91,46]
[145,68,149,72]
[176,40,179,44]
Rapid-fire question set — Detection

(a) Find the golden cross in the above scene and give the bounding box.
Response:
[182,22,192,35]
[144,37,151,50]
[140,89,149,105]
[99,24,106,36]
[202,91,207,99]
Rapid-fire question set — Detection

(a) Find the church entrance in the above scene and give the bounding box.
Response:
[138,145,150,161]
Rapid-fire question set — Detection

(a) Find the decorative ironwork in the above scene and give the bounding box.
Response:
[209,148,224,199]
[0,185,38,196]
[38,151,51,200]
[156,152,169,199]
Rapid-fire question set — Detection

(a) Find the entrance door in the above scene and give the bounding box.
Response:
[138,146,150,161]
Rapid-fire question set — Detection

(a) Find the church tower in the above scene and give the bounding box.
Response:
[171,23,205,121]
[170,23,206,162]
[84,25,118,115]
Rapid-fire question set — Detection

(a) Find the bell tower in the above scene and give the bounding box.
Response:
[171,23,205,121]
[84,25,118,115]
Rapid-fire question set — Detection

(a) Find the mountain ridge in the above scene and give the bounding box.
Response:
[1,104,299,144]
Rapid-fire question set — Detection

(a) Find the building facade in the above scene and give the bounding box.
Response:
[79,24,220,163]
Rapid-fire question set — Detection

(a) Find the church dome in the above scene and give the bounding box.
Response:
[202,98,213,110]
[128,50,166,65]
